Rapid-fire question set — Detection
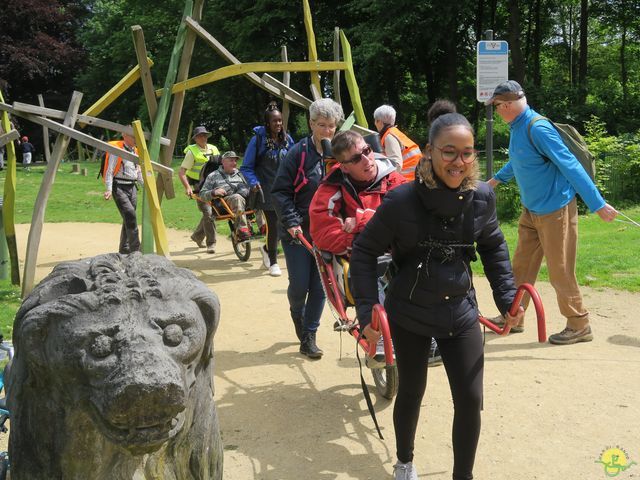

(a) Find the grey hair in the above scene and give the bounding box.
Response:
[373,105,396,125]
[309,98,344,123]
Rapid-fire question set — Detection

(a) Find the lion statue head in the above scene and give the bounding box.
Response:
[8,253,222,480]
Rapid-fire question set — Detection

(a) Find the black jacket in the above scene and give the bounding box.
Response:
[271,136,324,242]
[350,178,517,338]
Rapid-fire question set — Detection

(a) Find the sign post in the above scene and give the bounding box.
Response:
[477,34,508,179]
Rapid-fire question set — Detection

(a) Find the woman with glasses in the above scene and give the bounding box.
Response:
[350,102,524,480]
[272,98,344,358]
[240,101,295,277]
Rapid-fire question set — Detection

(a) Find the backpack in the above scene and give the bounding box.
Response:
[193,154,221,194]
[527,116,596,181]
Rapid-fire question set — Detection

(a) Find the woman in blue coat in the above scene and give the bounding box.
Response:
[241,102,294,277]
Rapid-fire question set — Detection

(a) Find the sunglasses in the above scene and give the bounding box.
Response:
[433,145,478,164]
[341,145,372,164]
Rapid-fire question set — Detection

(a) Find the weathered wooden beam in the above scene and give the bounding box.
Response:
[132,120,170,257]
[280,46,291,132]
[0,103,173,175]
[339,31,367,128]
[81,58,154,119]
[131,25,175,201]
[0,90,20,285]
[260,74,312,108]
[183,16,309,109]
[162,61,347,97]
[131,26,158,121]
[11,102,172,146]
[22,91,83,297]
[333,27,342,106]
[38,94,51,162]
[156,0,204,202]
[302,0,322,100]
[0,129,19,147]
[144,0,194,253]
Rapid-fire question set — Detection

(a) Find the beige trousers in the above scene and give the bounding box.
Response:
[512,199,589,330]
[224,194,248,230]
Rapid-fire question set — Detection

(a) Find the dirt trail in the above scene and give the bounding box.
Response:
[5,222,640,479]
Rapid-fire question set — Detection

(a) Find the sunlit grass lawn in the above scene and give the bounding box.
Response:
[1,161,639,338]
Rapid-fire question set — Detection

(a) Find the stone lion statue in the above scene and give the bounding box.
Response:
[7,253,223,480]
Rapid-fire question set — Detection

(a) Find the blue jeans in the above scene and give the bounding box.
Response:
[281,239,325,333]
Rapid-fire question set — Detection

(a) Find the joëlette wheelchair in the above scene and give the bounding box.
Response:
[194,186,266,261]
[294,233,548,401]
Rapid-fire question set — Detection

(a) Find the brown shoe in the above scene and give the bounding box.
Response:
[548,325,593,345]
[489,314,524,333]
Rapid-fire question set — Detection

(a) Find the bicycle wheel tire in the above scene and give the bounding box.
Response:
[232,236,251,261]
[0,453,8,480]
[371,364,398,400]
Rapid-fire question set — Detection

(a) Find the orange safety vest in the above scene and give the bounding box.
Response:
[380,126,422,181]
[102,140,138,182]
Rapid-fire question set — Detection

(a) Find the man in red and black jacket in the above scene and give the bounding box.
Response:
[310,130,406,255]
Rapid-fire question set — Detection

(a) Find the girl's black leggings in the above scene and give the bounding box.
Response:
[391,321,484,480]
[263,209,279,265]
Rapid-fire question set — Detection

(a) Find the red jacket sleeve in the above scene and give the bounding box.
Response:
[309,184,354,255]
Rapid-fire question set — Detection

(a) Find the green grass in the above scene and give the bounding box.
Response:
[478,206,640,292]
[1,161,640,339]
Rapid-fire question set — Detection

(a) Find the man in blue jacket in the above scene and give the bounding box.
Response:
[486,80,617,345]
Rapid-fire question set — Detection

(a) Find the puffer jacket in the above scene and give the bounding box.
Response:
[350,168,517,338]
[309,156,406,255]
[271,136,324,242]
[240,125,294,210]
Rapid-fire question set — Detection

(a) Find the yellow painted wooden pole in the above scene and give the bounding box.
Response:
[159,61,347,96]
[81,58,154,119]
[0,89,20,285]
[339,31,368,128]
[302,0,322,100]
[131,120,170,257]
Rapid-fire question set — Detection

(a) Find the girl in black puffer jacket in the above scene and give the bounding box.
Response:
[350,105,524,480]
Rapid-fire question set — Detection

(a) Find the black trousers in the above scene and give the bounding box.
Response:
[112,182,140,254]
[391,321,483,480]
[263,209,279,265]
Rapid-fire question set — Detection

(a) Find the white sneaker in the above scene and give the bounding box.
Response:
[260,245,271,269]
[393,461,418,480]
[268,264,282,277]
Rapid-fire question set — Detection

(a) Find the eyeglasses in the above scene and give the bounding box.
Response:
[433,145,478,163]
[341,145,372,164]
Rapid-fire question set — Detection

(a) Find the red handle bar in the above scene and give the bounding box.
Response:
[479,283,546,342]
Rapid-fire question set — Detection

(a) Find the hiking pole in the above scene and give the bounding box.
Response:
[615,211,640,228]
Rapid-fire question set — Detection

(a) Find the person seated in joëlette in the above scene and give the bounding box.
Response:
[199,151,252,241]
[309,130,406,256]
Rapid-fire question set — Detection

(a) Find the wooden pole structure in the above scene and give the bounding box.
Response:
[184,16,310,109]
[81,59,154,121]
[131,120,170,257]
[333,27,342,106]
[22,91,83,297]
[159,61,347,97]
[339,31,367,128]
[38,94,51,163]
[157,0,205,203]
[0,89,20,285]
[280,46,291,132]
[11,101,171,146]
[302,0,322,100]
[144,0,195,253]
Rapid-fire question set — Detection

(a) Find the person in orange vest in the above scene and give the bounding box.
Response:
[373,105,422,181]
[103,132,142,254]
[179,126,220,253]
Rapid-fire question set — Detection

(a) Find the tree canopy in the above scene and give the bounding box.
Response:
[2,0,640,152]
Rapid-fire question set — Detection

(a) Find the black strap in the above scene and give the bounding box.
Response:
[355,335,384,440]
